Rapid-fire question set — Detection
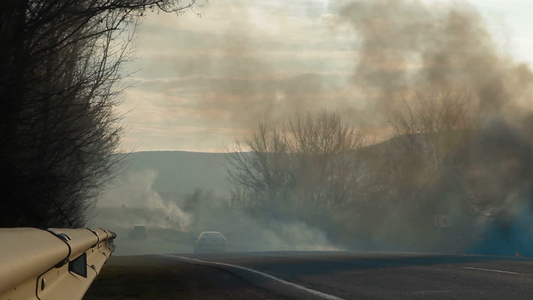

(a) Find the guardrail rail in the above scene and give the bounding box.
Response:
[0,227,116,300]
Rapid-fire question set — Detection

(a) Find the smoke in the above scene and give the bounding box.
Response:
[260,221,340,251]
[92,169,193,231]
[333,0,533,255]
[143,0,533,143]
[469,202,533,256]
[136,0,359,133]
[179,189,340,251]
[90,168,339,254]
[338,0,533,124]
[108,0,533,255]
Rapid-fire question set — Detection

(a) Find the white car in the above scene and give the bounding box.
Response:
[193,231,227,254]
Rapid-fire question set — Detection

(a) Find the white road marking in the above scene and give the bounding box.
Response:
[168,255,346,300]
[415,290,451,294]
[463,266,532,275]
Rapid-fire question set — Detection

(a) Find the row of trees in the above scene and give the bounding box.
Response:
[226,91,533,251]
[0,0,199,227]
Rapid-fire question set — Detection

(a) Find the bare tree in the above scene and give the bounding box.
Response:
[380,90,479,199]
[369,90,482,251]
[0,0,201,228]
[226,111,368,229]
[226,122,295,218]
[288,112,368,212]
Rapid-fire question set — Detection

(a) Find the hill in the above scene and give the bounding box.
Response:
[117,151,231,196]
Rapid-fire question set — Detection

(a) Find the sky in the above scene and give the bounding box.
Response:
[117,0,533,153]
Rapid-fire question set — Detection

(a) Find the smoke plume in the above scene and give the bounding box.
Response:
[92,169,193,231]
[107,0,533,255]
[339,0,533,124]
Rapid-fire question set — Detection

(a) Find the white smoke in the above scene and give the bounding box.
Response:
[93,169,193,231]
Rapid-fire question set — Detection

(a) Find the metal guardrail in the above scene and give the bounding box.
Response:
[0,227,116,300]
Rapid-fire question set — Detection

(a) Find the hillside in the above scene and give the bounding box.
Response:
[110,127,532,202]
[117,151,231,196]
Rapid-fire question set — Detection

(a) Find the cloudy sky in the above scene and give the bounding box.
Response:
[117,0,533,153]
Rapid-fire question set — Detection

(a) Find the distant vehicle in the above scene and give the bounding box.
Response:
[129,225,148,240]
[194,231,227,254]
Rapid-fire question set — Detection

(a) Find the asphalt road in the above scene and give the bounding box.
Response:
[168,251,533,299]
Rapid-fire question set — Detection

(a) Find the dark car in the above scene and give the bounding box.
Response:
[193,231,226,254]
[129,225,148,240]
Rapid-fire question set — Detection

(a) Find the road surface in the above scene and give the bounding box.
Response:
[86,251,533,299]
[174,251,533,299]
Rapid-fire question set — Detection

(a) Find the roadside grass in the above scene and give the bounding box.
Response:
[84,256,188,300]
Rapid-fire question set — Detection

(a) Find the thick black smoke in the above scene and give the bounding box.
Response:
[338,0,533,255]
[340,0,533,123]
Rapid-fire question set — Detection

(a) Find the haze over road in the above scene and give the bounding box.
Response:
[168,251,533,299]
